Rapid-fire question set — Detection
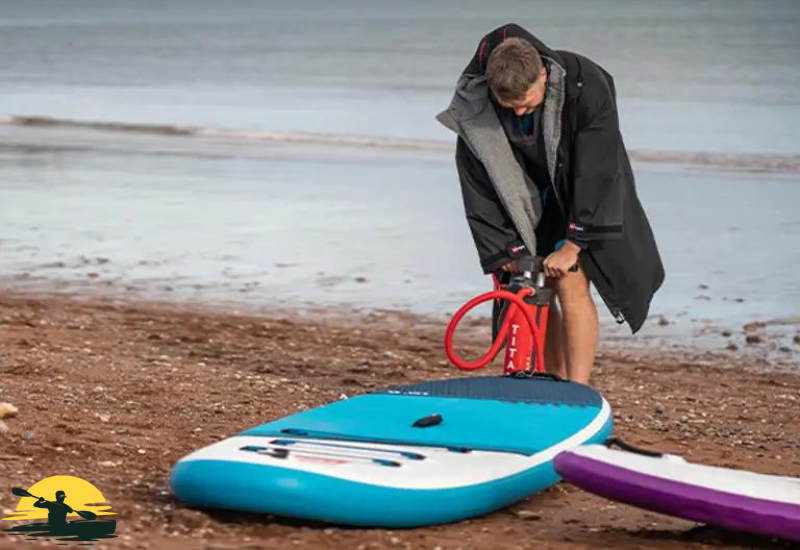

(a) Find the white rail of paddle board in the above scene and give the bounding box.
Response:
[570,445,800,505]
[178,398,610,490]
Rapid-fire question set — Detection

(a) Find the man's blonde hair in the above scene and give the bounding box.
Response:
[486,37,544,104]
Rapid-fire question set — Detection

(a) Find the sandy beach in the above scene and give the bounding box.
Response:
[0,292,798,549]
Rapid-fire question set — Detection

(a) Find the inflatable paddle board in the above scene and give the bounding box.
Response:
[172,375,612,527]
[554,443,800,542]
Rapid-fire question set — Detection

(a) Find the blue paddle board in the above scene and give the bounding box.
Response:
[171,375,612,527]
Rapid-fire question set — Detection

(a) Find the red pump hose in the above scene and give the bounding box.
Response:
[444,287,540,371]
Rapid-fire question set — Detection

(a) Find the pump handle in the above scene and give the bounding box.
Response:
[516,255,543,275]
[515,254,578,275]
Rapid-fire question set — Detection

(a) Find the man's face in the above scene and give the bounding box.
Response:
[497,68,548,117]
[56,493,65,503]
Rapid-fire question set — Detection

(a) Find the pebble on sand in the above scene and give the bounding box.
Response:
[743,322,767,333]
[515,510,542,521]
[0,403,18,419]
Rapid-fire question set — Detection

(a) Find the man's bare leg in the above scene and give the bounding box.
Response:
[553,266,598,384]
[544,293,568,379]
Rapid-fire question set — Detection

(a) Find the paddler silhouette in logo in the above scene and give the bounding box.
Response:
[2,475,117,544]
[33,490,73,526]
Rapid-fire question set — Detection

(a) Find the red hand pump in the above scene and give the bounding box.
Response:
[444,256,553,374]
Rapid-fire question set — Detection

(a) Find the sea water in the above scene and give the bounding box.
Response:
[1,0,798,353]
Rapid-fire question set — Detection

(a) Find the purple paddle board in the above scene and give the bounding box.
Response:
[554,444,800,542]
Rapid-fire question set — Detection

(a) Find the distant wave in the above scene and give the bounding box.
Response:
[4,115,799,172]
[627,150,800,173]
[6,116,197,136]
[3,116,451,152]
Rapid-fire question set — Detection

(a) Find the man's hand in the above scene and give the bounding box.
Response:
[499,260,518,273]
[544,241,581,278]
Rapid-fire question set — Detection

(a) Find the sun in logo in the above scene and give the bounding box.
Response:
[3,476,115,522]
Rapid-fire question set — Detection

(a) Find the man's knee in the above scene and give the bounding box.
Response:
[552,268,592,305]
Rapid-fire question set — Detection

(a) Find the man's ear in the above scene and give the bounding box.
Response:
[540,68,547,82]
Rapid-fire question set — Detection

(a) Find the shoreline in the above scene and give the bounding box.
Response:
[0,291,798,549]
[1,277,798,374]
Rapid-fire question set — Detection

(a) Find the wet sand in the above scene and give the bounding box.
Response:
[2,123,800,367]
[0,292,798,549]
